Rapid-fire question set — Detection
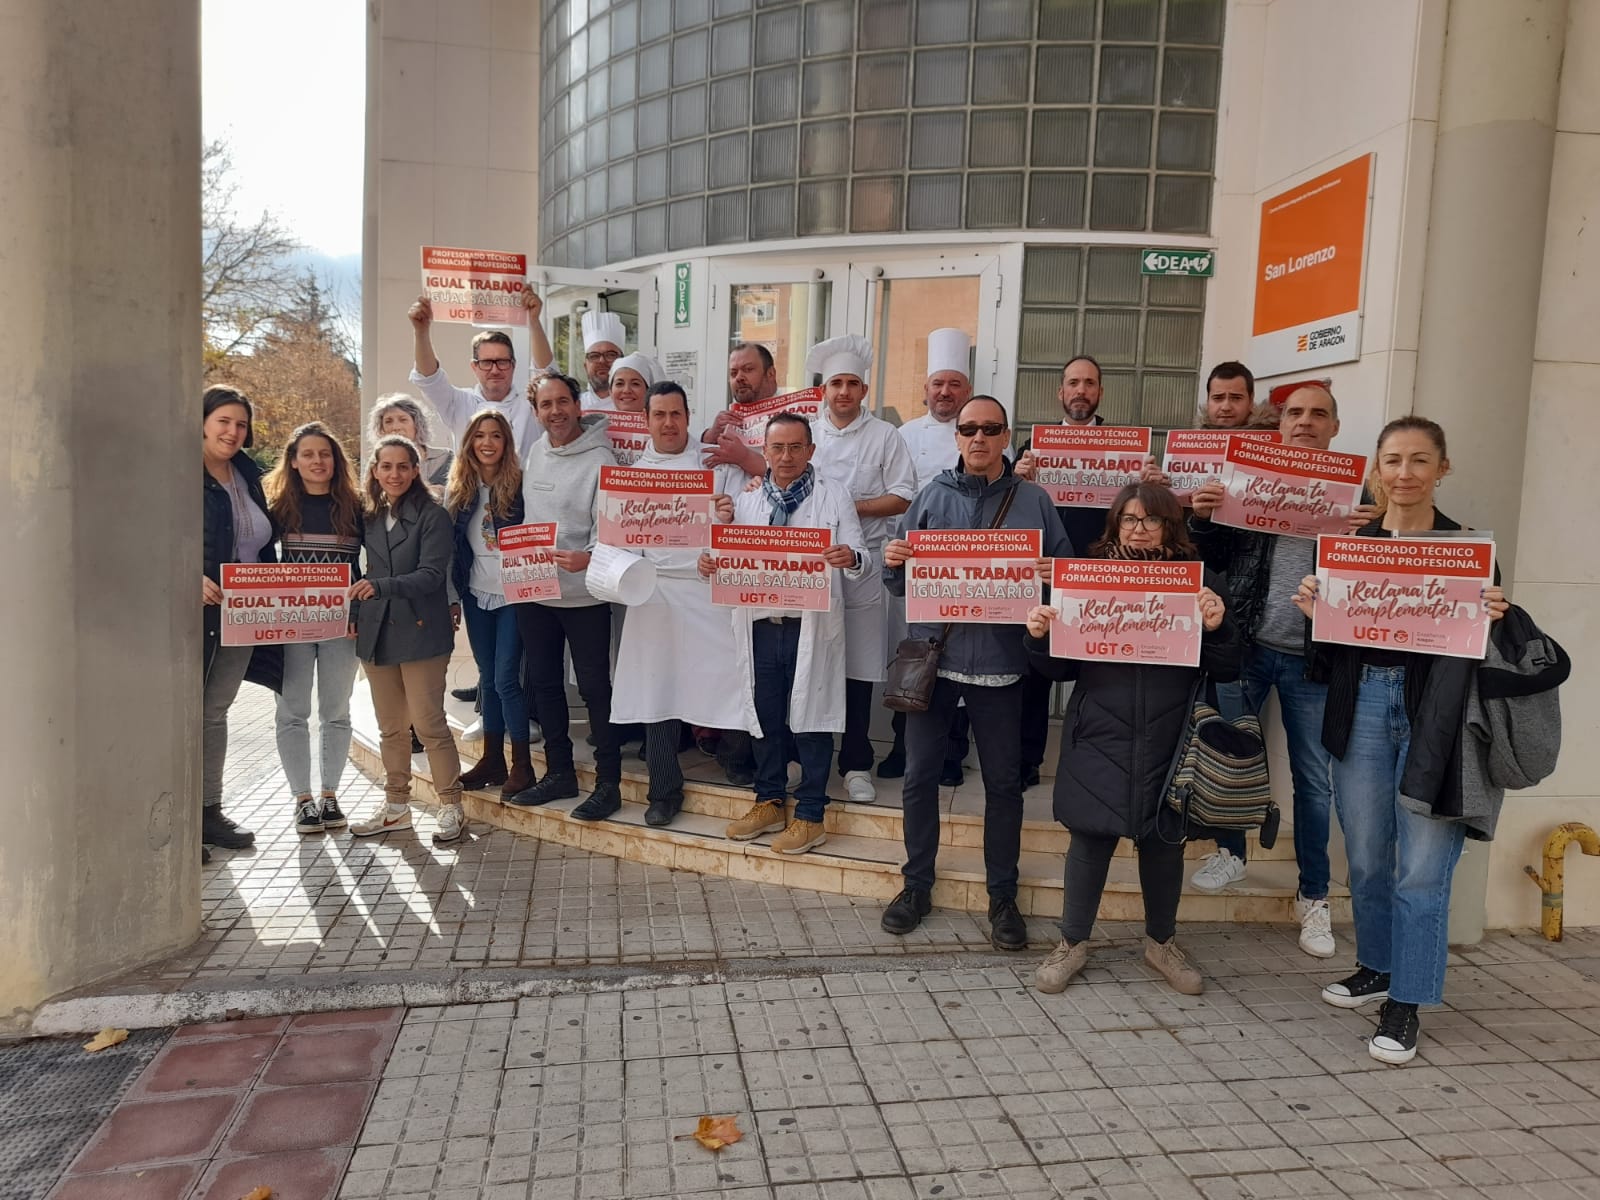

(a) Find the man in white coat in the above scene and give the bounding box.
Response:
[578,310,627,411]
[698,413,871,855]
[610,382,749,827]
[806,335,918,805]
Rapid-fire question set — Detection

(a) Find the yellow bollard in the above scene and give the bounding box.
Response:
[1525,823,1600,941]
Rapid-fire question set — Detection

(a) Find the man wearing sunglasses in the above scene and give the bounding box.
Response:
[408,287,554,461]
[880,396,1073,949]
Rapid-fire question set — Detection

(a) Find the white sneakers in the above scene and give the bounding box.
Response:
[432,802,467,846]
[844,770,877,805]
[1295,892,1337,958]
[350,803,412,837]
[460,716,484,744]
[1190,847,1247,891]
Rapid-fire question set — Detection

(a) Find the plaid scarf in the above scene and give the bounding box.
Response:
[761,465,815,527]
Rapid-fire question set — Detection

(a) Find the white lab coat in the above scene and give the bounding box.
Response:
[728,475,870,735]
[610,444,752,729]
[810,410,917,682]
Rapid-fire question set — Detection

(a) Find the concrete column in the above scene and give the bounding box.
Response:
[0,0,203,1026]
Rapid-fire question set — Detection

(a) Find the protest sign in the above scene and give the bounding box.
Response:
[709,525,832,613]
[1313,534,1495,659]
[499,523,561,602]
[597,466,715,550]
[904,529,1042,623]
[1212,437,1366,539]
[221,563,350,646]
[420,246,528,326]
[601,410,651,465]
[1048,558,1204,667]
[1029,425,1152,507]
[729,388,824,448]
[1160,429,1277,503]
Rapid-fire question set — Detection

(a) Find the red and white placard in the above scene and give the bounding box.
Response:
[1212,438,1367,539]
[709,524,833,613]
[499,522,561,603]
[1047,558,1204,667]
[597,466,715,550]
[904,529,1042,624]
[1160,429,1277,503]
[1029,425,1152,507]
[601,410,652,465]
[1313,535,1495,660]
[420,246,528,326]
[730,388,824,448]
[221,563,351,646]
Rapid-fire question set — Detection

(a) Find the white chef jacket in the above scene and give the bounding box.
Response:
[898,411,962,491]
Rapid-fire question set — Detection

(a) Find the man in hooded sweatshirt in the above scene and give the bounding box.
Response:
[508,371,624,818]
[880,396,1073,950]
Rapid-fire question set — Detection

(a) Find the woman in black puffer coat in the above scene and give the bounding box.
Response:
[1022,482,1241,996]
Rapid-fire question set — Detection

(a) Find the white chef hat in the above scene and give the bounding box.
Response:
[609,353,662,387]
[925,328,971,380]
[581,310,627,350]
[805,334,874,385]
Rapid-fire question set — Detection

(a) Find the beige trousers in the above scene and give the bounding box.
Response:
[364,653,463,805]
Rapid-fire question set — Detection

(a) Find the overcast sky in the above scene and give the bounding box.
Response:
[202,0,366,258]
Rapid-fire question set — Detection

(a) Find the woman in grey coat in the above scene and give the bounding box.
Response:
[348,435,466,846]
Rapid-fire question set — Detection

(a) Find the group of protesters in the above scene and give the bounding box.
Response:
[197,284,1526,1066]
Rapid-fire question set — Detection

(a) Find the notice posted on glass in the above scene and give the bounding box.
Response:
[1048,558,1204,667]
[597,467,715,550]
[1313,535,1495,660]
[904,529,1042,624]
[1160,429,1277,503]
[1029,425,1152,507]
[709,525,832,613]
[730,388,823,448]
[420,246,528,326]
[499,522,561,603]
[1211,438,1366,539]
[221,563,351,646]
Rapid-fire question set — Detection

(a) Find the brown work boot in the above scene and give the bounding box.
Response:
[501,739,534,800]
[726,800,786,841]
[770,819,826,855]
[1033,938,1089,994]
[458,734,507,790]
[1144,935,1204,995]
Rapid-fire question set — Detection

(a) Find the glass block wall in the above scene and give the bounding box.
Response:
[538,0,1225,268]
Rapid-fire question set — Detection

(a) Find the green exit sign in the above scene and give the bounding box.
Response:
[1140,249,1215,277]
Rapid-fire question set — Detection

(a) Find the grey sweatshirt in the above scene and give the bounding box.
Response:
[521,413,618,606]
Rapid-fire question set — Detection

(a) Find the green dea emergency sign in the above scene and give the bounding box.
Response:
[1140,249,1215,277]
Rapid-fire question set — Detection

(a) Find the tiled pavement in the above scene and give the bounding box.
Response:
[18,687,1600,1198]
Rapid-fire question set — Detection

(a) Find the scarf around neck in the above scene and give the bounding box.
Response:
[761,465,815,526]
[1101,541,1184,561]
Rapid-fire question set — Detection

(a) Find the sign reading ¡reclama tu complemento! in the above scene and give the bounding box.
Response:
[1048,558,1204,668]
[1313,535,1495,660]
[1249,153,1373,377]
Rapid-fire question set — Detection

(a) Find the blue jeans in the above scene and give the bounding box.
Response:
[462,593,528,737]
[751,619,834,823]
[1333,665,1466,1006]
[1208,645,1335,900]
[275,636,360,797]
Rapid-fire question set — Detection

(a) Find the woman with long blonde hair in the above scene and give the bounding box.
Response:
[446,410,535,799]
[265,421,366,834]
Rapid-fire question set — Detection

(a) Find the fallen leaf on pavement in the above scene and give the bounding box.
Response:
[82,1028,128,1053]
[237,1189,272,1200]
[674,1114,743,1151]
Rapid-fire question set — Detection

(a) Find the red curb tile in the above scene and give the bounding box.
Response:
[194,1148,347,1200]
[48,1163,203,1200]
[172,1016,290,1039]
[71,1093,240,1173]
[262,1027,396,1087]
[222,1081,374,1156]
[287,1007,402,1030]
[131,1034,279,1096]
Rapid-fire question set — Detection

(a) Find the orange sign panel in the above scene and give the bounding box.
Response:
[1249,154,1373,376]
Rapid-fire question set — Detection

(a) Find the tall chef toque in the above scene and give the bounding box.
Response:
[805,334,874,385]
[581,310,627,350]
[925,328,971,380]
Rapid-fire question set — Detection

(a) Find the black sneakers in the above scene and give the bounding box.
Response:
[881,886,932,935]
[319,795,347,830]
[508,771,579,807]
[1321,965,1391,1009]
[295,797,325,834]
[1370,999,1420,1064]
[571,781,623,822]
[201,807,255,850]
[988,896,1028,951]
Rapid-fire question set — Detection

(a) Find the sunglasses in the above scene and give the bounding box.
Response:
[956,421,1007,437]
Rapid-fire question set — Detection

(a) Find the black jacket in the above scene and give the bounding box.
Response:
[451,489,525,601]
[1187,518,1277,648]
[1025,560,1242,840]
[203,452,283,691]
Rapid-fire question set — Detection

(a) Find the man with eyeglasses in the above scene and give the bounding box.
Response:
[408,288,554,461]
[804,334,918,805]
[880,396,1072,948]
[578,310,628,411]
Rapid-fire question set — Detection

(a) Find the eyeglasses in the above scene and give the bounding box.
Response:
[585,349,622,363]
[955,422,1007,437]
[1117,513,1165,531]
[473,358,515,372]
